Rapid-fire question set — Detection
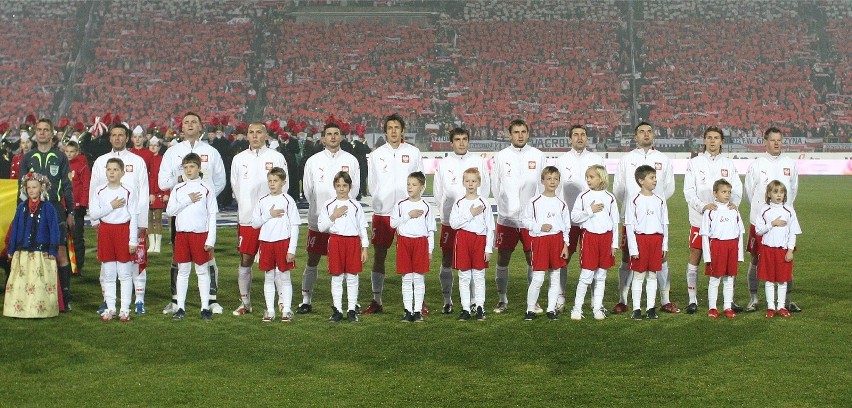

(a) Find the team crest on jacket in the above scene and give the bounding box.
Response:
[528,161,536,169]
[721,169,728,177]
[402,155,410,163]
[201,155,209,162]
[49,165,59,176]
[265,162,273,170]
[126,165,134,172]
[654,162,662,170]
[784,168,790,176]
[341,165,349,172]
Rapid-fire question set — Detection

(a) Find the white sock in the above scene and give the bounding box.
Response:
[264,270,276,315]
[496,266,509,303]
[345,273,359,312]
[197,262,210,310]
[176,263,191,310]
[658,261,670,305]
[777,282,788,310]
[473,269,486,308]
[765,281,776,310]
[592,268,607,310]
[132,264,146,303]
[646,272,658,310]
[371,272,385,304]
[413,273,425,313]
[722,276,734,310]
[117,261,133,314]
[101,262,117,312]
[559,266,568,306]
[619,262,632,304]
[708,276,720,310]
[275,269,292,313]
[401,273,414,312]
[439,266,453,305]
[526,271,544,312]
[459,270,472,312]
[631,271,646,311]
[686,263,698,304]
[301,266,318,304]
[330,275,344,312]
[573,268,594,313]
[238,265,252,306]
[546,269,560,313]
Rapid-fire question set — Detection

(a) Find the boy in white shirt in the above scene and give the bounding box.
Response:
[90,158,139,322]
[521,166,571,321]
[625,165,669,320]
[390,172,436,323]
[699,179,745,319]
[165,153,218,321]
[251,167,300,322]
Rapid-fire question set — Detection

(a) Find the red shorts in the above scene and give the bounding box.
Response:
[98,222,133,263]
[530,234,567,271]
[134,233,147,270]
[259,239,296,272]
[757,246,793,282]
[747,225,763,256]
[453,229,488,270]
[238,225,261,255]
[439,224,457,254]
[174,232,212,264]
[579,230,615,270]
[306,229,330,255]
[629,233,663,272]
[328,234,363,275]
[705,238,738,277]
[567,225,582,253]
[688,226,702,250]
[396,236,430,274]
[495,224,532,252]
[371,215,396,249]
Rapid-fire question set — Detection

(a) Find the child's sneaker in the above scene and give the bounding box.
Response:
[646,307,659,320]
[723,308,736,319]
[172,308,186,320]
[475,306,486,321]
[765,309,776,318]
[101,310,115,322]
[570,309,583,320]
[281,311,293,322]
[328,307,343,322]
[412,311,424,323]
[593,308,607,320]
[233,303,252,316]
[134,301,146,315]
[776,308,792,318]
[162,302,179,315]
[612,303,628,314]
[97,301,107,316]
[631,309,643,320]
[686,303,698,314]
[660,302,680,313]
[347,310,359,323]
[708,308,720,319]
[458,310,471,321]
[262,312,275,322]
[119,311,131,322]
[209,302,224,314]
[200,309,213,321]
[523,311,537,321]
[362,300,383,315]
[401,310,414,322]
[546,311,559,321]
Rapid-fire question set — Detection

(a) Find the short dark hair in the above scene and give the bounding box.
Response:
[764,127,782,139]
[37,118,54,132]
[268,167,287,181]
[713,178,732,192]
[408,171,426,186]
[449,127,469,141]
[182,152,201,167]
[541,165,560,180]
[323,122,341,134]
[508,119,528,133]
[635,121,653,133]
[184,111,202,124]
[634,164,656,185]
[65,140,80,150]
[106,157,125,169]
[569,124,587,135]
[110,123,130,137]
[383,113,405,133]
[333,170,352,187]
[703,126,725,140]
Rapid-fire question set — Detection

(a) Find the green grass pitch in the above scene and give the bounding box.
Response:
[1,175,850,406]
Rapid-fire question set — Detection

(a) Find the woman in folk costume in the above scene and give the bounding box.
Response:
[4,173,61,318]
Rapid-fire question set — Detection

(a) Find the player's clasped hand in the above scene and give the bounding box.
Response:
[771,216,787,227]
[269,204,285,218]
[469,204,485,216]
[331,205,348,220]
[408,209,424,218]
[590,200,604,213]
[110,197,126,209]
[189,192,202,203]
[541,223,553,232]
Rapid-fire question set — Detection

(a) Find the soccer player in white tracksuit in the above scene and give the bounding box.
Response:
[612,122,675,315]
[362,114,422,315]
[699,179,744,319]
[554,125,605,311]
[90,158,138,322]
[251,167,300,322]
[90,124,150,315]
[521,166,571,321]
[231,123,288,315]
[683,127,742,314]
[744,127,799,312]
[433,127,490,314]
[298,123,360,314]
[159,112,227,314]
[570,165,618,321]
[490,119,545,314]
[753,181,801,318]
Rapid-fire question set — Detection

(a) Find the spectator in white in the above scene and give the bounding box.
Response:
[90,123,150,315]
[682,126,743,314]
[362,114,423,315]
[230,123,288,316]
[490,119,545,314]
[433,127,491,314]
[297,122,360,314]
[744,127,799,312]
[612,122,676,314]
[158,112,227,314]
[554,124,604,311]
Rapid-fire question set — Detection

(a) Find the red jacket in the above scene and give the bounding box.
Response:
[69,154,91,209]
